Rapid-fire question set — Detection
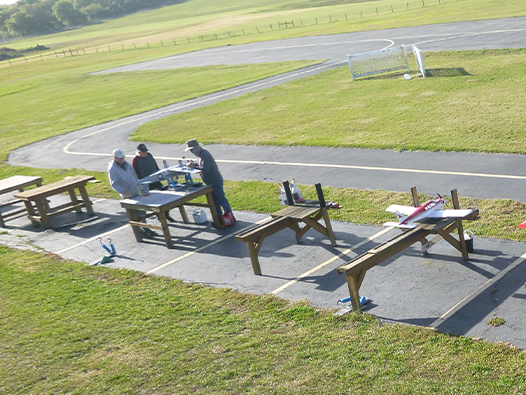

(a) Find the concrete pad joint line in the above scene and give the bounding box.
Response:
[146,218,270,274]
[56,224,130,254]
[271,227,392,295]
[429,252,526,329]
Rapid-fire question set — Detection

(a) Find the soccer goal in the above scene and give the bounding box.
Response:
[347,45,409,81]
[412,45,426,78]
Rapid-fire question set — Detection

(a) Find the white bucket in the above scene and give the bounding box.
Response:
[192,209,207,224]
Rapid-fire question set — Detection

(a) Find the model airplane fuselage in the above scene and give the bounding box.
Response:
[384,197,474,229]
[138,165,202,185]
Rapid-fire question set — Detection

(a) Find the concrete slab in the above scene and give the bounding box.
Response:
[1,193,525,349]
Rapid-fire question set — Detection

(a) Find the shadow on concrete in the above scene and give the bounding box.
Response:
[434,262,526,336]
[377,316,439,328]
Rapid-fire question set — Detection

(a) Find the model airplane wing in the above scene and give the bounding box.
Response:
[385,205,415,215]
[383,221,417,229]
[425,209,474,219]
[518,221,526,229]
[139,166,202,184]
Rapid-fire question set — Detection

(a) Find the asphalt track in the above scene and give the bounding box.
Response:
[5,18,526,349]
[9,17,526,201]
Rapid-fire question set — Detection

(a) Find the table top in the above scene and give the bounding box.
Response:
[0,175,42,194]
[120,185,212,209]
[14,175,95,199]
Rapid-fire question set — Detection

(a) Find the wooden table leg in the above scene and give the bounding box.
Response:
[206,191,221,227]
[246,241,262,275]
[68,189,82,214]
[33,181,50,211]
[21,200,39,227]
[346,273,362,313]
[34,199,51,229]
[126,209,143,242]
[321,207,337,247]
[78,185,94,215]
[178,206,189,223]
[451,189,469,261]
[158,211,174,249]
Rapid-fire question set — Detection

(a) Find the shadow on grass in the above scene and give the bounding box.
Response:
[426,68,471,77]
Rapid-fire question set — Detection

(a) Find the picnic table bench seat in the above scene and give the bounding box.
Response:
[236,202,337,275]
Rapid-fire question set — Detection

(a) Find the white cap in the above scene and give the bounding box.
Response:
[113,149,125,159]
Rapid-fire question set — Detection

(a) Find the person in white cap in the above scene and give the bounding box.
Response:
[108,149,139,198]
[108,149,155,237]
[185,139,233,224]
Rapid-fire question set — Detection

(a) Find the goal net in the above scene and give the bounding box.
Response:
[347,45,409,81]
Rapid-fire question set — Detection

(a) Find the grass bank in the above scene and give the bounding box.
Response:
[2,247,525,394]
[135,49,526,154]
[0,53,320,163]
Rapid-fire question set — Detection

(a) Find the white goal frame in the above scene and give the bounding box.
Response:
[347,45,409,81]
[412,45,426,78]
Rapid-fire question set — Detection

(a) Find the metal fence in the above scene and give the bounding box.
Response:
[0,0,462,68]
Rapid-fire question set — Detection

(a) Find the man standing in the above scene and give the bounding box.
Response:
[108,148,155,236]
[185,139,234,224]
[132,143,163,191]
[108,148,139,198]
[131,143,175,222]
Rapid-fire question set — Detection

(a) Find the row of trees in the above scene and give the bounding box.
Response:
[0,0,179,38]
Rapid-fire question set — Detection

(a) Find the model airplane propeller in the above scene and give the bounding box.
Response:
[384,195,475,229]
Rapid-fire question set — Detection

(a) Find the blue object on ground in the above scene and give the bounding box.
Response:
[338,295,370,307]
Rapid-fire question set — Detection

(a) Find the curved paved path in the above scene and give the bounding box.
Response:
[10,17,526,201]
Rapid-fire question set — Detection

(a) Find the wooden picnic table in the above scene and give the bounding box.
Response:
[236,202,337,275]
[0,175,43,227]
[119,184,220,249]
[14,175,95,229]
[336,189,479,313]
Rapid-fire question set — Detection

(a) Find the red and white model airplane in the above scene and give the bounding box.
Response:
[518,221,526,229]
[384,196,474,229]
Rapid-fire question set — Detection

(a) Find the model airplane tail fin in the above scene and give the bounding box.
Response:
[395,210,408,223]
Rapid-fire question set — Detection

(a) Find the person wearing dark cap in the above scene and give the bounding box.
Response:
[185,139,233,224]
[132,143,164,191]
[132,143,175,222]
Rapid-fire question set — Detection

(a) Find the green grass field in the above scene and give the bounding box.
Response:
[2,248,526,394]
[134,49,526,153]
[1,0,526,393]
